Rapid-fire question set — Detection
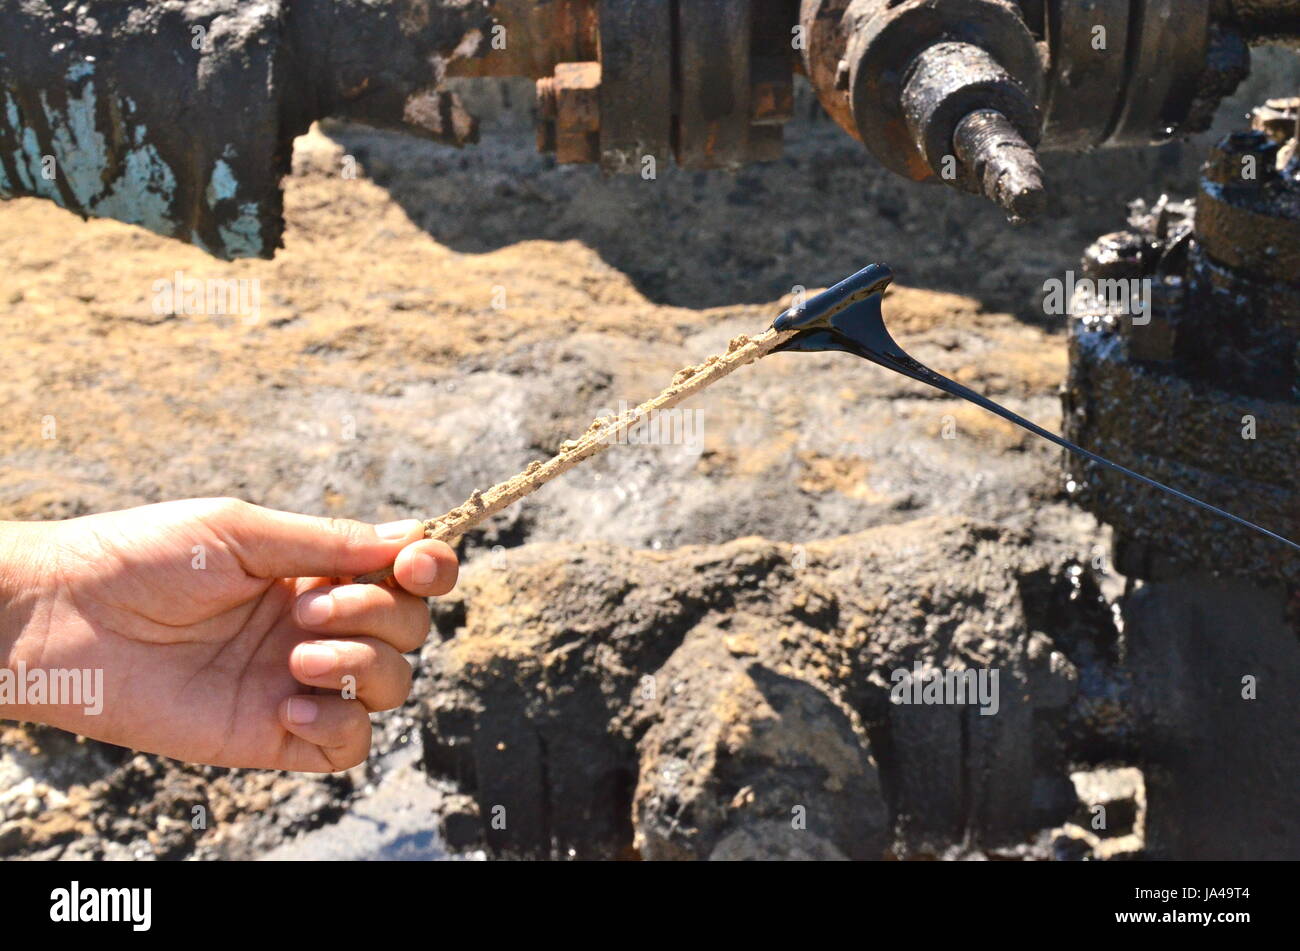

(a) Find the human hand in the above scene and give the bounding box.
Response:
[0,498,457,771]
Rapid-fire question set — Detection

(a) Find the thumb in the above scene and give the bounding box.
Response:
[215,502,424,579]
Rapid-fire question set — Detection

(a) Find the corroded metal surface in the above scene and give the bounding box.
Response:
[1196,130,1300,284]
[802,0,1261,215]
[798,0,861,139]
[0,2,291,259]
[0,0,494,259]
[536,62,602,164]
[1104,0,1210,146]
[595,0,673,172]
[1,0,1290,243]
[1041,0,1132,149]
[1065,335,1300,583]
[677,0,756,170]
[844,0,1043,183]
[535,0,797,170]
[1063,120,1300,586]
[446,0,599,78]
[953,110,1047,222]
[1043,0,1224,148]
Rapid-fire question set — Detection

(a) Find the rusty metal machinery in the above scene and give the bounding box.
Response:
[2,1,1298,256]
[798,0,1268,219]
[1061,102,1300,857]
[427,0,1296,219]
[410,0,1296,220]
[0,0,498,259]
[1064,101,1300,589]
[447,0,798,170]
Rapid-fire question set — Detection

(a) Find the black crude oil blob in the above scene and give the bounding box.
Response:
[771,264,1300,554]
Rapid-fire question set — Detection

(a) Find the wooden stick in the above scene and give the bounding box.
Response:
[355,325,797,584]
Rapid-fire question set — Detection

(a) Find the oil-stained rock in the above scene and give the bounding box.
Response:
[0,724,354,860]
[632,641,889,861]
[417,515,1112,859]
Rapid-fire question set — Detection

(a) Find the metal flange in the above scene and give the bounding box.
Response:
[798,0,861,141]
[844,0,1043,182]
[1104,0,1210,146]
[1042,0,1132,149]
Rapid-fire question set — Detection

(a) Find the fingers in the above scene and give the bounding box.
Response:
[211,498,425,579]
[277,695,372,772]
[278,626,421,771]
[295,583,430,652]
[206,499,460,596]
[289,637,413,711]
[393,539,458,597]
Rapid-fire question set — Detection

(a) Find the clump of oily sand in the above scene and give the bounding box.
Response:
[356,326,795,584]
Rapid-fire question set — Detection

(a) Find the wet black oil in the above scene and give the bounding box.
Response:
[770,264,1300,554]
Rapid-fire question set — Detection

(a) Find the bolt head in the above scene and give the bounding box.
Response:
[552,61,601,164]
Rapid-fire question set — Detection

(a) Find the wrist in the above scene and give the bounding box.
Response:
[0,521,54,718]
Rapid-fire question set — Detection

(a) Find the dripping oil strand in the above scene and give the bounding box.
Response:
[772,264,1300,556]
[893,350,1300,554]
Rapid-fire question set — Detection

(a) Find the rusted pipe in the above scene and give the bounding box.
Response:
[0,1,494,259]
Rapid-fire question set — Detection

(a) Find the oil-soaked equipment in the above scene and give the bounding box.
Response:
[2,1,1298,255]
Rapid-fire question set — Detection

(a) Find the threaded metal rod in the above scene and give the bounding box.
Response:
[953,109,1047,222]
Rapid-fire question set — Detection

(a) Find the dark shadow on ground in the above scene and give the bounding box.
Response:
[326,59,1293,322]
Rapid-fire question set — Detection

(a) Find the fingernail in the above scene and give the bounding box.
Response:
[376,519,419,540]
[412,551,438,586]
[297,590,333,626]
[296,644,337,677]
[286,697,318,725]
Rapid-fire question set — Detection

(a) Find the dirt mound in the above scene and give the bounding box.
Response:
[416,516,1118,859]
